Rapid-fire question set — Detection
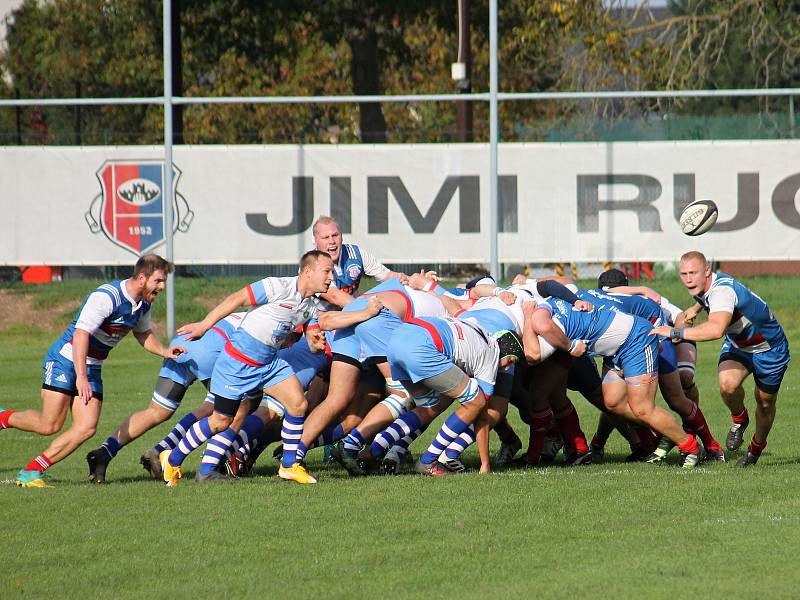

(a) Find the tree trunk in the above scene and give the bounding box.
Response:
[347,29,387,143]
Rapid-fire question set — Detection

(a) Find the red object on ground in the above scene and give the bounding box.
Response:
[19,266,62,284]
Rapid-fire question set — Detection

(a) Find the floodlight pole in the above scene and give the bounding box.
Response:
[489,0,499,281]
[163,0,176,338]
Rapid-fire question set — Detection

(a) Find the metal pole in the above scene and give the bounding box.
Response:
[489,0,499,280]
[163,0,175,338]
[455,0,473,142]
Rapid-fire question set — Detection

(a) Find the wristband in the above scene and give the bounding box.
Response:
[670,327,685,340]
[492,286,503,296]
[568,339,579,353]
[423,280,435,292]
[423,281,445,295]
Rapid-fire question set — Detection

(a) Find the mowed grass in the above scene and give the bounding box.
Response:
[2,275,800,598]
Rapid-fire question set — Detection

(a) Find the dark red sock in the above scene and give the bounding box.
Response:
[677,435,699,454]
[732,408,749,425]
[24,453,52,473]
[591,434,608,449]
[554,402,589,454]
[683,404,720,450]
[633,424,657,451]
[0,409,15,429]
[525,410,553,462]
[748,437,767,456]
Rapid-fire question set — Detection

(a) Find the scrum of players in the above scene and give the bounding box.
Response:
[2,217,789,487]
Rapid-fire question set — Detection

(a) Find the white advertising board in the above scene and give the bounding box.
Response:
[1,141,798,265]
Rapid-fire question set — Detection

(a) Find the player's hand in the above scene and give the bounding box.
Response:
[512,274,527,286]
[177,322,207,340]
[164,345,187,359]
[76,374,93,405]
[522,299,537,319]
[574,300,593,312]
[682,307,701,326]
[408,272,429,290]
[569,340,587,357]
[498,291,516,305]
[396,273,410,285]
[424,270,440,282]
[366,296,384,316]
[649,325,671,337]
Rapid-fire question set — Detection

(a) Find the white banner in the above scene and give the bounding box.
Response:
[2,141,799,265]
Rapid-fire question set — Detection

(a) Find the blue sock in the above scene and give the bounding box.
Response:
[169,417,213,467]
[342,429,365,452]
[233,415,265,458]
[445,425,476,460]
[101,436,123,460]
[421,412,469,465]
[317,423,346,447]
[155,412,198,453]
[200,428,237,475]
[281,414,305,468]
[371,412,423,459]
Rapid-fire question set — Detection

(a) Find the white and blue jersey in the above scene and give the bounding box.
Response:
[387,316,500,397]
[538,298,658,379]
[698,272,789,392]
[210,276,321,403]
[330,277,448,362]
[42,279,152,396]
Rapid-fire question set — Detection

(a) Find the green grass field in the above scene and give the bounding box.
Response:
[2,275,800,598]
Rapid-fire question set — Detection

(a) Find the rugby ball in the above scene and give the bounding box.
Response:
[679,199,718,236]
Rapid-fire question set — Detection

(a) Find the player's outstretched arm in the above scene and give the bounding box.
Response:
[605,285,661,304]
[178,287,250,340]
[318,296,383,330]
[651,311,731,342]
[521,301,542,364]
[319,286,355,309]
[134,329,186,359]
[71,329,94,405]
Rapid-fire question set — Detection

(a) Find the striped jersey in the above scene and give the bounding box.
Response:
[695,272,786,354]
[55,279,152,365]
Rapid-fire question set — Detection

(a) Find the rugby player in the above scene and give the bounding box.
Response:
[651,251,790,467]
[2,254,184,488]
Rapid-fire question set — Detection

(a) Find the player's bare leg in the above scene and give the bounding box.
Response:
[718,361,750,451]
[8,389,71,435]
[298,360,360,450]
[269,375,317,484]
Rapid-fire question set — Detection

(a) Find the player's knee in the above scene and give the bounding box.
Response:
[631,404,653,421]
[73,423,98,441]
[208,412,233,432]
[380,393,414,419]
[718,378,742,397]
[37,420,62,436]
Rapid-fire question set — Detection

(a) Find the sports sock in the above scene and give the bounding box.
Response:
[370,412,423,459]
[591,434,608,449]
[420,412,470,465]
[525,408,554,463]
[101,436,123,460]
[632,424,657,451]
[154,412,199,453]
[682,403,719,450]
[317,423,346,447]
[748,437,767,456]
[677,434,699,454]
[732,408,749,425]
[169,417,213,467]
[200,428,238,476]
[554,401,589,454]
[232,415,265,458]
[24,453,52,473]
[342,428,365,452]
[0,409,16,429]
[280,414,305,468]
[444,424,476,460]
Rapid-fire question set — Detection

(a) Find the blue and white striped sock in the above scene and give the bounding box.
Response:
[169,417,213,467]
[370,412,423,459]
[155,412,199,453]
[342,429,365,452]
[421,412,469,465]
[101,436,123,460]
[444,424,476,460]
[281,414,305,468]
[232,415,265,458]
[200,427,237,475]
